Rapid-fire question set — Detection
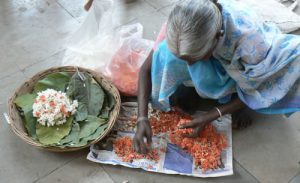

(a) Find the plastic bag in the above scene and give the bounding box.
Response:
[62,0,154,96]
[103,27,154,96]
[62,0,118,70]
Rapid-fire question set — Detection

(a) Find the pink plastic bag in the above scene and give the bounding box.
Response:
[153,23,167,51]
[104,36,154,96]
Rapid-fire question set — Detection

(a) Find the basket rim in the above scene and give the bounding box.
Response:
[8,66,121,152]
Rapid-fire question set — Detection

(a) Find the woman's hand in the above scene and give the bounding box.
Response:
[134,51,153,154]
[180,96,247,137]
[179,111,219,138]
[133,118,152,154]
[84,0,94,11]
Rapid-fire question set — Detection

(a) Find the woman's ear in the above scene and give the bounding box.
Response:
[212,0,222,12]
[216,30,224,39]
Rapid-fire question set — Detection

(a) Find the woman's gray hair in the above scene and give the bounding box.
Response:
[166,0,222,60]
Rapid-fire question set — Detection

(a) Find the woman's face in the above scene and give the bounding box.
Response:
[180,31,223,65]
[180,49,213,65]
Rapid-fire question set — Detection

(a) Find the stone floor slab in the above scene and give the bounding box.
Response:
[22,50,65,78]
[233,111,300,183]
[102,160,259,183]
[289,172,300,183]
[158,3,176,16]
[145,0,179,9]
[0,0,79,71]
[0,71,27,106]
[55,0,87,22]
[112,0,157,27]
[128,10,167,40]
[0,104,86,183]
[36,156,115,183]
[2,0,300,183]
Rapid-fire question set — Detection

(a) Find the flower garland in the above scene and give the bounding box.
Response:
[32,89,78,127]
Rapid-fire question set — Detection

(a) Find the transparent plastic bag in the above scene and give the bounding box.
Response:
[62,0,154,96]
[62,0,117,70]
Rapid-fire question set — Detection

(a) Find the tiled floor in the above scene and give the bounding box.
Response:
[0,0,300,182]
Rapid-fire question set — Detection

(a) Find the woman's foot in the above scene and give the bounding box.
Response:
[232,108,252,129]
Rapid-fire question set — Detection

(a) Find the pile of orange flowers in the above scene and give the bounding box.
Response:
[149,111,192,135]
[113,136,160,163]
[170,119,228,172]
[114,111,228,172]
[150,111,228,172]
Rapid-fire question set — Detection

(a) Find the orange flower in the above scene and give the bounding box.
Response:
[113,136,160,163]
[60,105,67,115]
[35,111,40,117]
[40,95,46,102]
[114,111,228,173]
[150,111,228,173]
[49,101,56,107]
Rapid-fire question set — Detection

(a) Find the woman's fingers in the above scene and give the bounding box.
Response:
[134,138,148,154]
[133,136,150,154]
[183,127,201,138]
[179,121,197,129]
[139,140,148,154]
[146,131,152,145]
[133,137,140,153]
[183,132,198,138]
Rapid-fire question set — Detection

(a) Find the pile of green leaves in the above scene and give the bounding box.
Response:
[14,71,115,148]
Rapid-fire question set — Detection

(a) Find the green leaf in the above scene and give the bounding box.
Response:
[66,138,88,147]
[59,122,80,145]
[75,102,88,121]
[36,117,73,145]
[68,123,108,148]
[34,72,71,92]
[66,72,89,100]
[78,115,107,139]
[24,110,37,139]
[99,108,109,119]
[98,92,115,119]
[67,72,105,116]
[82,123,108,141]
[14,93,37,113]
[106,92,115,110]
[14,93,37,139]
[88,83,105,116]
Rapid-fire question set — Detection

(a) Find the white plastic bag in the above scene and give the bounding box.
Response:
[62,0,154,96]
[62,0,118,70]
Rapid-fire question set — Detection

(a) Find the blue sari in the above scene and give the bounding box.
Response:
[151,0,300,115]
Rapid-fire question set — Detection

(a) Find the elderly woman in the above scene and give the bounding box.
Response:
[133,0,300,153]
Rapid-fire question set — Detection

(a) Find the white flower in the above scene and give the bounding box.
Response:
[32,89,78,127]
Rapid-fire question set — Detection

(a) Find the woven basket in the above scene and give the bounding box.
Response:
[8,66,121,152]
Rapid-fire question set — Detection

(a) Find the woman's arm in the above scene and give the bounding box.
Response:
[137,50,153,118]
[133,50,153,154]
[210,96,246,120]
[180,96,246,137]
[134,23,167,153]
